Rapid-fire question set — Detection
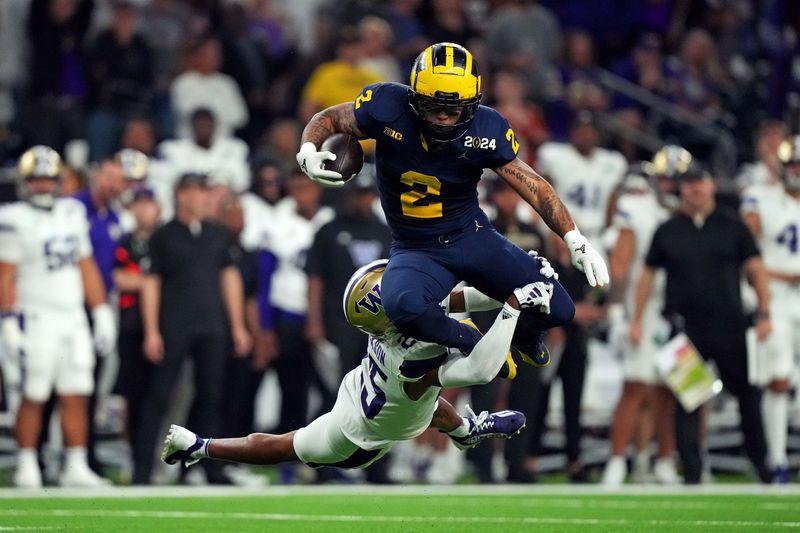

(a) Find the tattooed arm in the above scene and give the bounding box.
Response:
[301,103,370,147]
[494,157,610,286]
[494,157,575,238]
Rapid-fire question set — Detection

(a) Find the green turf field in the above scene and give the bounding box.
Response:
[1,486,799,532]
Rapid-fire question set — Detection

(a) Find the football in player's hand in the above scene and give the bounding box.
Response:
[321,134,364,183]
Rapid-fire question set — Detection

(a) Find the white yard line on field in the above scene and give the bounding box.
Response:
[2,483,800,499]
[0,509,798,529]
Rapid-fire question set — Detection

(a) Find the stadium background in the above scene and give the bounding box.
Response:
[0,0,800,510]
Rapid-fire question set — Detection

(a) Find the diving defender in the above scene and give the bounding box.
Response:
[161,261,556,471]
[296,42,608,359]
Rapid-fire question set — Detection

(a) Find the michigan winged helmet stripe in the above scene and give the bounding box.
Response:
[410,43,480,100]
[408,42,482,142]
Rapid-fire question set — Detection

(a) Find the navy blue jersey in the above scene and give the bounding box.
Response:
[354,83,520,242]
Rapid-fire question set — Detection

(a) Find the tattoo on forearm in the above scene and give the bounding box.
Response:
[499,163,537,196]
[497,160,574,237]
[536,188,574,237]
[302,103,367,146]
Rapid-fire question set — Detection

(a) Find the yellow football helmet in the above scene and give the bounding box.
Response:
[409,42,481,142]
[17,145,62,209]
[114,148,149,182]
[778,135,800,190]
[342,259,393,339]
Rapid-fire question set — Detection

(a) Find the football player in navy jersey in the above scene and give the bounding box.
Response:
[296,42,609,359]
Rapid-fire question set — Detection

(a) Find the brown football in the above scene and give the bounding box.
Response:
[321,134,364,182]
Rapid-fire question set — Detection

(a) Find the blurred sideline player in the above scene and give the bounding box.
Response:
[741,136,800,483]
[0,146,117,487]
[115,148,151,234]
[602,146,692,486]
[161,260,558,471]
[296,42,608,362]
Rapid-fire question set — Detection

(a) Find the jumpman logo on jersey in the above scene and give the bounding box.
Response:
[475,220,483,232]
[459,151,469,160]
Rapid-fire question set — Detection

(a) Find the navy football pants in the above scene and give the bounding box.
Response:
[381,224,575,353]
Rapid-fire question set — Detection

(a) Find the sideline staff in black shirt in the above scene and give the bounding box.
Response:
[630,166,772,484]
[135,173,252,484]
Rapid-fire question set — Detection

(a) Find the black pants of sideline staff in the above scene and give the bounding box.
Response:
[506,329,587,481]
[676,324,769,484]
[133,331,226,484]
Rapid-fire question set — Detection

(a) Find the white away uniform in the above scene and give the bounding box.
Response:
[741,183,800,380]
[537,142,627,243]
[613,190,670,383]
[293,305,521,468]
[0,199,95,401]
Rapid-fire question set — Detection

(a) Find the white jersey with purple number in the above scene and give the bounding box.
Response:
[537,142,627,241]
[336,330,451,449]
[257,199,334,314]
[741,183,800,276]
[0,199,92,311]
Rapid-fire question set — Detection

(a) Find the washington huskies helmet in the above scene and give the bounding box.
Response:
[114,149,149,182]
[343,259,393,338]
[777,135,800,191]
[647,145,693,208]
[408,42,481,143]
[17,145,62,209]
[649,145,693,179]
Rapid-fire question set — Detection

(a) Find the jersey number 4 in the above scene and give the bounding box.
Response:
[400,171,442,219]
[777,223,799,254]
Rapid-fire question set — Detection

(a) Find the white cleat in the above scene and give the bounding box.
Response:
[161,424,206,466]
[654,457,681,485]
[601,455,627,487]
[14,462,43,489]
[59,465,112,488]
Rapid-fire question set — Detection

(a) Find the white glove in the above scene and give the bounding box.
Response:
[606,302,629,353]
[296,142,346,187]
[563,229,610,287]
[527,250,559,280]
[1,314,24,361]
[91,304,117,357]
[513,282,554,314]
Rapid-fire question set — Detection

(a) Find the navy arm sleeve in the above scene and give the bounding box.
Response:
[480,107,520,169]
[353,82,408,139]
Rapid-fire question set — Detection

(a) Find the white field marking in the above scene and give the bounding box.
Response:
[2,484,800,499]
[0,509,798,529]
[379,496,800,512]
[0,526,55,531]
